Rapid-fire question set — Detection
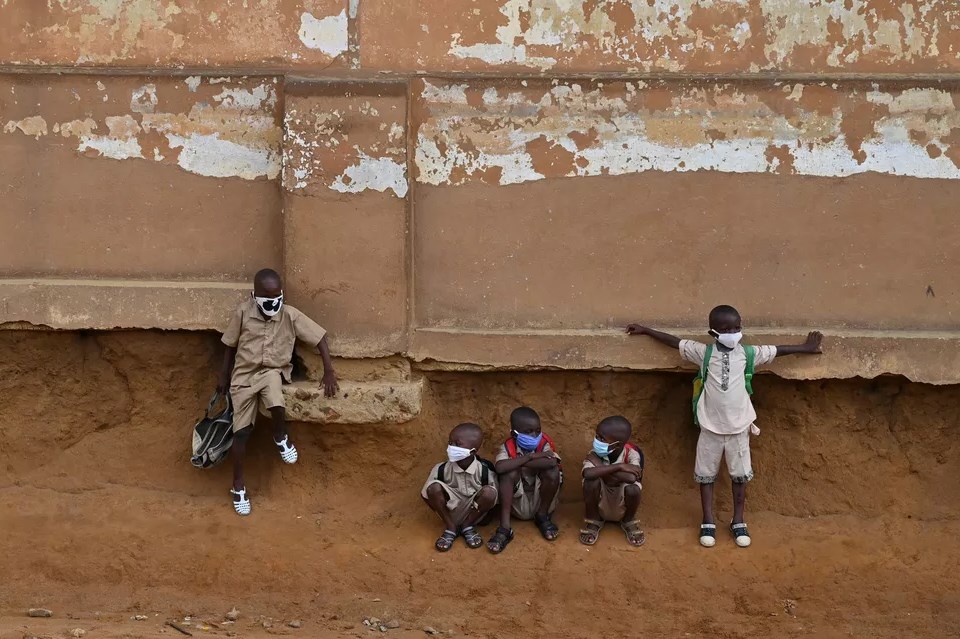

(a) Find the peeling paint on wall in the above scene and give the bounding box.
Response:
[363,0,960,73]
[415,79,960,186]
[1,76,282,180]
[298,10,349,57]
[283,91,408,198]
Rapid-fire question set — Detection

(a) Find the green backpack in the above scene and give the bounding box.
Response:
[691,344,755,426]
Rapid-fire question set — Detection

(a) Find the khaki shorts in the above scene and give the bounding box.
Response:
[596,480,642,522]
[694,427,753,484]
[511,474,561,520]
[421,481,497,526]
[229,368,285,433]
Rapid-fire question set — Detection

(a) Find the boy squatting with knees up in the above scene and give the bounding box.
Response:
[217,268,339,516]
[627,305,822,547]
[486,406,562,554]
[422,423,498,552]
[579,415,646,547]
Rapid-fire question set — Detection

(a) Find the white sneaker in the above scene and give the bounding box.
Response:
[730,522,751,547]
[699,523,717,547]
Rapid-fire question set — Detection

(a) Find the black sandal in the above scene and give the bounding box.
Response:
[435,529,457,552]
[486,527,514,554]
[534,514,559,541]
[460,526,483,549]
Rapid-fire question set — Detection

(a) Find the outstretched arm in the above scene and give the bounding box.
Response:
[775,331,823,357]
[625,324,682,350]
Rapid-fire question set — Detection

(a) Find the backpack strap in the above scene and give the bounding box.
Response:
[540,433,557,453]
[478,457,495,485]
[504,437,518,459]
[701,343,713,382]
[742,344,755,395]
[436,462,446,482]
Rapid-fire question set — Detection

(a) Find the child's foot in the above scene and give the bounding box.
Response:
[274,435,298,464]
[620,520,646,547]
[730,522,751,547]
[534,513,559,541]
[435,529,457,552]
[486,527,514,554]
[460,526,483,549]
[230,487,251,516]
[699,523,717,547]
[578,519,603,545]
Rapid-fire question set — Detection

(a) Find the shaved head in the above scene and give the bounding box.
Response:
[253,268,282,297]
[597,415,632,443]
[449,422,484,449]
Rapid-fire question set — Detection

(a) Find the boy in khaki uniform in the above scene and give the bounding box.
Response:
[217,268,338,516]
[486,406,561,554]
[422,423,498,552]
[627,304,822,547]
[579,416,645,547]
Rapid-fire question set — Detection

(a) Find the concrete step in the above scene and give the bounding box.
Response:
[282,378,422,424]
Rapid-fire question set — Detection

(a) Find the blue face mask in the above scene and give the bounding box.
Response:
[592,437,611,458]
[514,430,543,451]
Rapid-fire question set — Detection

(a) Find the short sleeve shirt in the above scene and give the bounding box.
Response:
[222,299,327,387]
[494,437,560,489]
[582,445,644,480]
[420,457,497,502]
[679,339,777,435]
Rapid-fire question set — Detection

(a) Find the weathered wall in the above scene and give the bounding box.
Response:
[2,1,960,383]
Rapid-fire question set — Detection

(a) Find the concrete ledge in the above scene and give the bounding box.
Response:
[410,327,960,385]
[0,278,248,331]
[282,378,423,424]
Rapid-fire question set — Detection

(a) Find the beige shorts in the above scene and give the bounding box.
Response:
[229,368,285,433]
[511,475,561,520]
[421,481,497,525]
[583,479,642,522]
[694,427,753,484]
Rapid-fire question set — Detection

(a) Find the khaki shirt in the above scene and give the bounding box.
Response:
[421,457,497,503]
[494,437,560,490]
[679,340,777,435]
[582,445,643,479]
[221,298,326,387]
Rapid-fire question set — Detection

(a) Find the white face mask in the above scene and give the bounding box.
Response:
[715,331,743,349]
[446,445,475,463]
[254,291,284,317]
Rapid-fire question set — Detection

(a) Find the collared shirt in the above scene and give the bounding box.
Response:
[221,298,326,387]
[679,339,778,435]
[582,445,644,477]
[426,457,496,494]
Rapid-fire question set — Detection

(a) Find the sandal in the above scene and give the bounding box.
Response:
[730,522,751,548]
[460,526,483,549]
[486,527,514,554]
[230,488,251,516]
[578,519,603,546]
[534,513,559,541]
[435,529,457,552]
[275,435,298,464]
[699,523,717,547]
[621,520,646,547]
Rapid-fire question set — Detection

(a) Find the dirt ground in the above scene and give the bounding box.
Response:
[1,331,959,639]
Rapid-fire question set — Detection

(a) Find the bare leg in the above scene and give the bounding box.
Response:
[535,466,561,519]
[732,481,747,524]
[424,484,457,532]
[270,406,286,441]
[497,471,518,530]
[579,478,603,545]
[623,484,641,522]
[231,426,252,492]
[460,486,497,530]
[700,482,715,524]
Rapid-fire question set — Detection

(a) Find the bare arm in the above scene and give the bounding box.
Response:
[494,451,557,474]
[317,335,339,397]
[626,324,682,350]
[217,346,237,394]
[774,331,823,357]
[583,461,642,481]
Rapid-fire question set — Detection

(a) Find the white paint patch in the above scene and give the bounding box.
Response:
[130,84,158,114]
[185,76,202,92]
[213,83,277,109]
[165,133,280,180]
[3,115,48,138]
[330,150,409,198]
[298,10,349,57]
[77,135,144,160]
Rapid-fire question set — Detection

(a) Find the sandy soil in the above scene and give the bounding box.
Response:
[1,331,958,639]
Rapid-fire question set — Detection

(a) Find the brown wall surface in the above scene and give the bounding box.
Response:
[2,1,960,382]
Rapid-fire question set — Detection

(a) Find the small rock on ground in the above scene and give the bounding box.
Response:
[288,620,302,629]
[424,628,438,636]
[226,607,240,621]
[27,609,52,618]
[386,620,401,629]
[71,630,86,639]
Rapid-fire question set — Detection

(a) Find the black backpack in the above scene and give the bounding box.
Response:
[190,392,234,469]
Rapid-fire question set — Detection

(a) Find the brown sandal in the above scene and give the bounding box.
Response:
[621,520,646,547]
[579,519,603,545]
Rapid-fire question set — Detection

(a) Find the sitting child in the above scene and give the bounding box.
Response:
[486,406,562,553]
[421,422,498,552]
[579,415,645,547]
